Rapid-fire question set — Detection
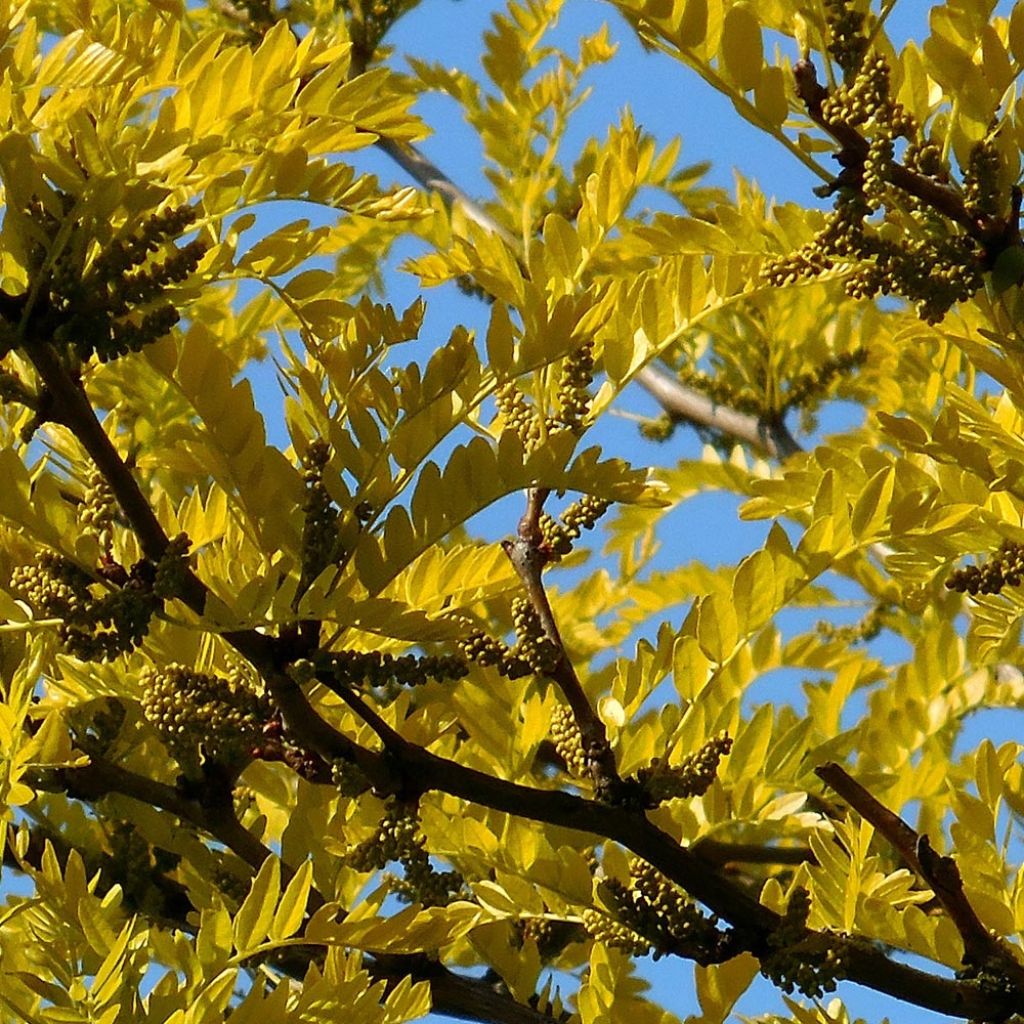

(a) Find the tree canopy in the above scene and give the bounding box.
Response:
[1,1,1023,1022]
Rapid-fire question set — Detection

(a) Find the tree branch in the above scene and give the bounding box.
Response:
[11,781,563,1024]
[793,60,1018,254]
[369,141,802,460]
[816,762,1024,992]
[503,487,623,797]
[635,366,804,458]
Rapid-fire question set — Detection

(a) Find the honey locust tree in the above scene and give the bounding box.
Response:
[1,0,1024,1022]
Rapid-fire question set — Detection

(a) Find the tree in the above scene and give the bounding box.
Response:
[0,0,1023,1021]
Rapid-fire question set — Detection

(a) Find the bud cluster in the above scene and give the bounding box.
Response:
[328,648,470,690]
[457,596,567,682]
[513,916,588,963]
[597,861,728,961]
[554,342,595,434]
[330,757,372,798]
[79,467,118,552]
[496,382,545,452]
[764,25,1003,324]
[511,597,560,675]
[824,0,868,80]
[780,348,868,414]
[963,137,1004,222]
[658,347,867,432]
[760,887,848,998]
[457,629,532,679]
[945,540,1024,596]
[639,413,676,443]
[550,704,587,778]
[539,493,611,559]
[153,532,191,600]
[816,603,887,644]
[140,663,272,775]
[12,551,160,660]
[495,345,597,452]
[298,440,344,595]
[345,799,464,907]
[456,602,544,684]
[633,733,733,804]
[579,906,651,956]
[41,204,205,363]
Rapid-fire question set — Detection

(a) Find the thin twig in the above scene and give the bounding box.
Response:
[502,488,623,797]
[692,838,817,868]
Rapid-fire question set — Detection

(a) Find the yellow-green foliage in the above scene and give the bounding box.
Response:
[1,2,1024,1023]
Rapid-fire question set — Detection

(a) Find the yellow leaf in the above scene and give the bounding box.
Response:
[233,856,280,954]
[270,861,313,941]
[696,593,739,663]
[720,2,762,91]
[676,0,708,49]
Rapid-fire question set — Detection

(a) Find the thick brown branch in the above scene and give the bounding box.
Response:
[26,342,184,572]
[365,740,1013,1018]
[14,779,560,1024]
[373,956,567,1024]
[816,762,1024,991]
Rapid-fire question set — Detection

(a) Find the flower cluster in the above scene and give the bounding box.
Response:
[550,704,587,778]
[457,629,533,679]
[511,597,560,675]
[760,887,848,999]
[458,596,565,681]
[496,382,545,452]
[153,533,191,600]
[496,345,596,450]
[579,906,651,956]
[12,551,160,661]
[539,493,611,560]
[763,12,1007,324]
[596,861,729,961]
[824,0,868,79]
[513,916,588,963]
[345,799,464,907]
[633,733,733,804]
[33,203,205,363]
[298,440,344,595]
[327,648,470,689]
[555,342,595,433]
[816,603,888,644]
[140,663,272,776]
[79,467,118,553]
[330,757,372,798]
[946,540,1024,596]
